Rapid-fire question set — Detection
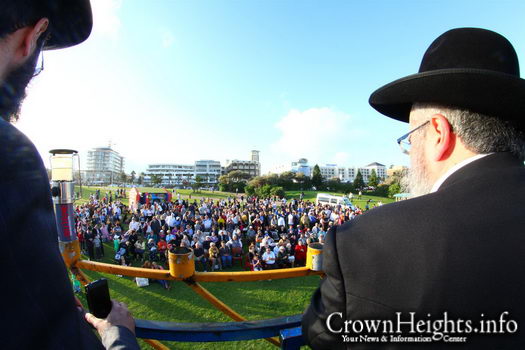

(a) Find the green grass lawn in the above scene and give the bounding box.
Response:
[77,244,320,349]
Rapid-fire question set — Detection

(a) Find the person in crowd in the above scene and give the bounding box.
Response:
[147,239,158,261]
[229,234,243,249]
[219,241,232,268]
[151,262,170,290]
[294,240,307,266]
[85,229,95,261]
[93,235,102,259]
[134,238,145,261]
[262,247,276,269]
[208,242,221,271]
[157,238,168,262]
[113,233,121,253]
[276,246,291,269]
[193,242,208,272]
[252,255,263,271]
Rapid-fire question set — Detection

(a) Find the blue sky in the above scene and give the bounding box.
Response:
[16,0,525,174]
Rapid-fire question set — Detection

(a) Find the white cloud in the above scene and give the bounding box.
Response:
[90,0,123,40]
[270,107,363,169]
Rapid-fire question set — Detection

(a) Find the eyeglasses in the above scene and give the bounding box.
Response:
[33,50,44,77]
[396,120,430,155]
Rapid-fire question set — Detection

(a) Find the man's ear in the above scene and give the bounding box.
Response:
[18,18,49,58]
[429,113,454,161]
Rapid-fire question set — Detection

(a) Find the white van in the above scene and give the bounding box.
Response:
[316,193,356,210]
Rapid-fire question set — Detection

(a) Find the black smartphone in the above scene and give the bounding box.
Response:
[85,278,112,318]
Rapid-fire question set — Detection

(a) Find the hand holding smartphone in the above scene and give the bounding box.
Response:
[85,278,112,319]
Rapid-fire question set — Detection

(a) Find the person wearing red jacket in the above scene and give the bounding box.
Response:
[294,240,307,266]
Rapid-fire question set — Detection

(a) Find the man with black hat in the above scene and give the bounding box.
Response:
[302,28,525,349]
[0,1,139,349]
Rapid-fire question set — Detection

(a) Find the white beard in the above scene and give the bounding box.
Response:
[401,141,433,198]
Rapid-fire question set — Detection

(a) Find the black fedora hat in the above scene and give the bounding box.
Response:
[369,28,525,130]
[43,0,93,50]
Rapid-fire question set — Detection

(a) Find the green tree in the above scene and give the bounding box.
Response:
[193,175,204,192]
[368,169,379,188]
[266,173,280,186]
[256,184,273,198]
[353,170,365,190]
[130,170,136,184]
[326,177,341,191]
[388,183,401,198]
[119,172,127,183]
[151,174,162,186]
[294,172,311,190]
[248,176,268,188]
[311,164,323,189]
[270,186,285,198]
[219,171,251,192]
[374,184,390,197]
[279,171,296,188]
[227,170,251,183]
[244,184,256,196]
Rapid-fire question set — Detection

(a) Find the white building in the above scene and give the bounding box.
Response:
[364,162,386,180]
[146,163,195,186]
[195,160,222,185]
[271,158,386,184]
[85,147,124,185]
[251,150,260,163]
[319,164,338,179]
[335,163,386,183]
[291,158,311,177]
[145,160,221,187]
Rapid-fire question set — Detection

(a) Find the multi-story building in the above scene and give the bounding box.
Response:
[85,147,124,185]
[364,162,386,180]
[251,150,260,163]
[224,151,261,178]
[319,164,338,180]
[195,160,222,185]
[271,158,386,184]
[145,160,221,187]
[291,158,311,177]
[145,163,195,186]
[224,160,260,178]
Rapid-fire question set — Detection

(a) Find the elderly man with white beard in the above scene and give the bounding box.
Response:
[302,28,525,349]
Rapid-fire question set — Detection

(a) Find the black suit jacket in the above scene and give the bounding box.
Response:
[302,153,525,349]
[0,120,104,349]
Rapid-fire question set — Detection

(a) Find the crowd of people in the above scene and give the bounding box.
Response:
[74,191,365,279]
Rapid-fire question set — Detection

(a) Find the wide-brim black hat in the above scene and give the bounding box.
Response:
[43,0,93,50]
[369,28,525,130]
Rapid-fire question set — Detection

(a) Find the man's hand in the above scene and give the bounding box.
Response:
[85,300,136,336]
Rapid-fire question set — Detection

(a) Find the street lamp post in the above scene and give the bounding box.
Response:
[49,149,81,267]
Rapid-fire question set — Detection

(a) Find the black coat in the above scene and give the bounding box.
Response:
[1,120,104,349]
[150,219,161,235]
[302,153,525,349]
